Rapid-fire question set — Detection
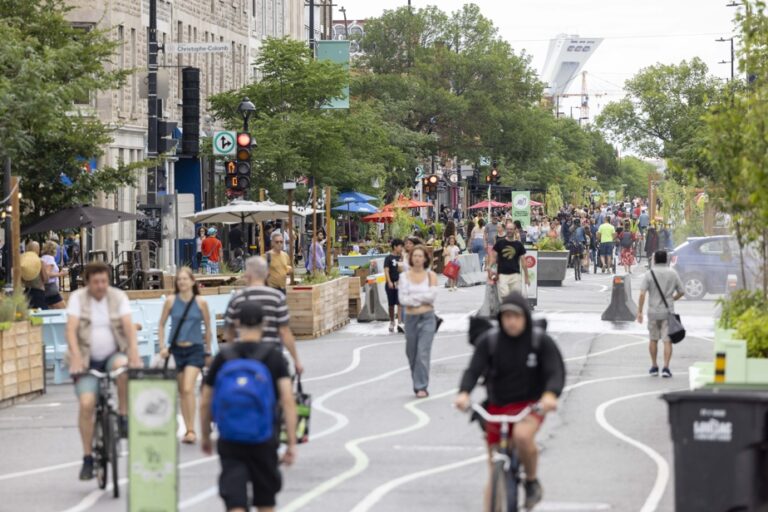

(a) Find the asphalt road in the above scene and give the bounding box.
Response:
[0,263,717,512]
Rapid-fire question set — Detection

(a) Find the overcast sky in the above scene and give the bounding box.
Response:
[344,0,737,117]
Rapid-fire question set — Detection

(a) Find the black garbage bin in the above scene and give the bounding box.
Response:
[663,388,768,512]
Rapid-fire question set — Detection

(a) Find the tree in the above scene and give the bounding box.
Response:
[209,38,423,204]
[596,58,722,180]
[0,0,142,222]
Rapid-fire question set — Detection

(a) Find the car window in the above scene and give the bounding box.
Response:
[699,240,724,255]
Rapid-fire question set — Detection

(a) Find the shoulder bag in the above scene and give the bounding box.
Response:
[650,270,686,344]
[153,297,196,374]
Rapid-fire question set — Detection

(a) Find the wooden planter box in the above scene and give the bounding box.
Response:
[287,277,350,339]
[1,321,44,407]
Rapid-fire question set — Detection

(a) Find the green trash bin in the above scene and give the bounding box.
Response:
[662,388,768,512]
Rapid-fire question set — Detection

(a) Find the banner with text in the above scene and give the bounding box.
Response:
[316,41,350,109]
[129,373,178,512]
[511,191,531,229]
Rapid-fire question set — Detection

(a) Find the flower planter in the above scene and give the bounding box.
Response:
[537,251,569,286]
[287,277,350,339]
[0,321,44,407]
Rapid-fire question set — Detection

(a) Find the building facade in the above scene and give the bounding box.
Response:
[66,0,306,267]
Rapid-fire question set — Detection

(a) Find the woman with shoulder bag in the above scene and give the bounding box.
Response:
[157,267,212,444]
[398,246,438,398]
[41,241,67,309]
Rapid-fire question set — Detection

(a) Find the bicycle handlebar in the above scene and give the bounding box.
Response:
[469,402,539,424]
[86,367,128,380]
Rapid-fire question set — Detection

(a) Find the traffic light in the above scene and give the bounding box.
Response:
[490,168,500,184]
[236,132,252,188]
[157,120,178,154]
[182,67,200,155]
[224,160,242,197]
[423,174,439,194]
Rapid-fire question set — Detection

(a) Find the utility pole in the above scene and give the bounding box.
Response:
[3,157,11,282]
[147,0,159,204]
[309,0,315,52]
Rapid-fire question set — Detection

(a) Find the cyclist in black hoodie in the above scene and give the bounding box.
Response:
[455,292,565,510]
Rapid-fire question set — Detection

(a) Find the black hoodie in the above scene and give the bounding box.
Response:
[459,293,565,405]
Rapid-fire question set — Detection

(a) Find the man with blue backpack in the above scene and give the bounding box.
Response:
[200,301,298,512]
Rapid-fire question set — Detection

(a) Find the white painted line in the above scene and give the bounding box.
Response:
[179,485,219,509]
[312,352,471,441]
[0,460,82,481]
[535,502,612,511]
[280,389,456,512]
[595,389,681,512]
[302,341,403,383]
[15,402,62,408]
[349,454,487,512]
[564,340,646,362]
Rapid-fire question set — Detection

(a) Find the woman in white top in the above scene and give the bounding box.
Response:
[470,219,486,267]
[443,234,460,291]
[398,245,438,398]
[41,241,67,309]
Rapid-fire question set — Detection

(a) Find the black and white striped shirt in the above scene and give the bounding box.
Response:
[224,286,290,344]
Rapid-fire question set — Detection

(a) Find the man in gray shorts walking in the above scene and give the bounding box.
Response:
[637,250,685,378]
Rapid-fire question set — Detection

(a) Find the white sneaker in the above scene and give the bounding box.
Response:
[388,322,395,333]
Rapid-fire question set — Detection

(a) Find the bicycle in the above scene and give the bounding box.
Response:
[89,367,126,498]
[569,250,582,281]
[470,403,539,512]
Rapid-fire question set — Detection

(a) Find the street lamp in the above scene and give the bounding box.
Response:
[237,97,256,132]
[339,6,349,40]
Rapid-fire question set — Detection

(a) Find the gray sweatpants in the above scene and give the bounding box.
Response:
[405,311,436,392]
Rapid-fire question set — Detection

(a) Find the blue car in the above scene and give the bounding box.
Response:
[670,236,746,300]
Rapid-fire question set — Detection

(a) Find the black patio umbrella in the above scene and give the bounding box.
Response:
[21,205,142,235]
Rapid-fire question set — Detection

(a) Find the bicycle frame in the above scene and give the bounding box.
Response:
[87,367,126,497]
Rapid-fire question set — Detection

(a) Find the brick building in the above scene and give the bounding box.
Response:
[66,0,307,267]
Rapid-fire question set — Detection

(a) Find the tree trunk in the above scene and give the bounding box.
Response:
[735,221,747,290]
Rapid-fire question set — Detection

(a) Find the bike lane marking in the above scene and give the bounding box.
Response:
[595,387,686,512]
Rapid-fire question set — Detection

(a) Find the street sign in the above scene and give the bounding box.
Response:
[480,156,491,167]
[212,131,236,156]
[415,166,424,179]
[511,191,531,229]
[608,190,616,202]
[166,42,230,54]
[129,371,178,512]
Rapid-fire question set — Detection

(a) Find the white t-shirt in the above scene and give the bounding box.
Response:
[67,291,131,360]
[41,254,58,284]
[446,245,460,262]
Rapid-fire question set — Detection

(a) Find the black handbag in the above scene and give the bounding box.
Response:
[650,270,686,344]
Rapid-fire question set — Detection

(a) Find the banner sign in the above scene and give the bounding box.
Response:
[511,191,531,229]
[316,41,350,109]
[129,372,178,512]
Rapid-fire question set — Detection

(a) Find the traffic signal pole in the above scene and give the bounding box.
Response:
[147,0,159,204]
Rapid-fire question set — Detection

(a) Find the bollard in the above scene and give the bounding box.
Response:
[357,280,390,322]
[601,275,638,322]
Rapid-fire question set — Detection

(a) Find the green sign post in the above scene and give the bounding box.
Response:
[128,370,178,512]
[511,191,531,229]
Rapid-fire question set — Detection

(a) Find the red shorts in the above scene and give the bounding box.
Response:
[485,401,543,446]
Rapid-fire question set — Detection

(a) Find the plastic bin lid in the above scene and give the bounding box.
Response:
[662,388,768,404]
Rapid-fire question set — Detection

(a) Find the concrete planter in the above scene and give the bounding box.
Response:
[537,251,569,286]
[287,277,350,339]
[0,321,44,407]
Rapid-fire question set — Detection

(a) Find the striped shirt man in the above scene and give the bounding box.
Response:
[224,286,289,345]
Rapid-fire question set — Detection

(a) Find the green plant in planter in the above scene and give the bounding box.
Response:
[390,209,413,240]
[434,222,445,242]
[413,218,428,239]
[734,307,768,358]
[717,290,768,329]
[536,237,566,251]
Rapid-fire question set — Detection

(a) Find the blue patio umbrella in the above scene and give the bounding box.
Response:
[337,191,377,204]
[331,202,378,214]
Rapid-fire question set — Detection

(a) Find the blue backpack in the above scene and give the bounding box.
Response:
[212,346,277,444]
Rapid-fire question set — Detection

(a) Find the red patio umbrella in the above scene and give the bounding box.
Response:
[469,199,508,210]
[530,200,543,207]
[362,210,395,223]
[382,194,432,210]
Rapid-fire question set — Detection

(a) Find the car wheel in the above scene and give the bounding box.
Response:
[683,273,706,300]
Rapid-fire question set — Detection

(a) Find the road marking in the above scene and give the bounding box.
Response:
[349,454,487,512]
[179,485,219,509]
[564,340,646,362]
[595,388,684,512]
[312,351,471,441]
[0,460,82,481]
[302,341,403,383]
[280,389,456,512]
[15,402,62,408]
[56,456,218,512]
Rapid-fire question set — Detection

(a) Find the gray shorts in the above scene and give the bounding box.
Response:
[648,319,669,342]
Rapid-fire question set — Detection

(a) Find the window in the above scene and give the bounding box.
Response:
[72,23,96,105]
[117,26,125,112]
[131,28,137,113]
[699,240,724,255]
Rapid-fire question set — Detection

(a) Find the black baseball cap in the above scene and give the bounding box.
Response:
[236,301,265,327]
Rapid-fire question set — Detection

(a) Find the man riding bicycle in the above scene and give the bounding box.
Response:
[455,293,565,510]
[65,262,142,480]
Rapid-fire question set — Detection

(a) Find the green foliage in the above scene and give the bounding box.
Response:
[536,237,566,251]
[0,0,145,221]
[0,292,29,322]
[545,184,564,218]
[734,307,768,358]
[390,208,413,240]
[718,290,768,329]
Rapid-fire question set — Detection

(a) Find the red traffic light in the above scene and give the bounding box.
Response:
[428,175,439,185]
[237,132,251,147]
[491,169,499,178]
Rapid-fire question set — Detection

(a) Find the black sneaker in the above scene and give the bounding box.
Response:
[649,366,659,377]
[662,368,672,378]
[524,479,543,509]
[79,456,94,481]
[119,415,128,439]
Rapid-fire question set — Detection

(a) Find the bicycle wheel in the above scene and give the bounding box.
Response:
[93,412,107,490]
[109,413,120,498]
[490,459,519,512]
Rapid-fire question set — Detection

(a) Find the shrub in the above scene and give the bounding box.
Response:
[717,290,768,329]
[734,307,768,358]
[536,237,565,251]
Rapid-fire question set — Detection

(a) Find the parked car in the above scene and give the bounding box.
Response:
[670,236,751,300]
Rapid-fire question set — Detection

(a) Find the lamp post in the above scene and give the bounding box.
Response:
[339,6,349,39]
[238,97,256,132]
